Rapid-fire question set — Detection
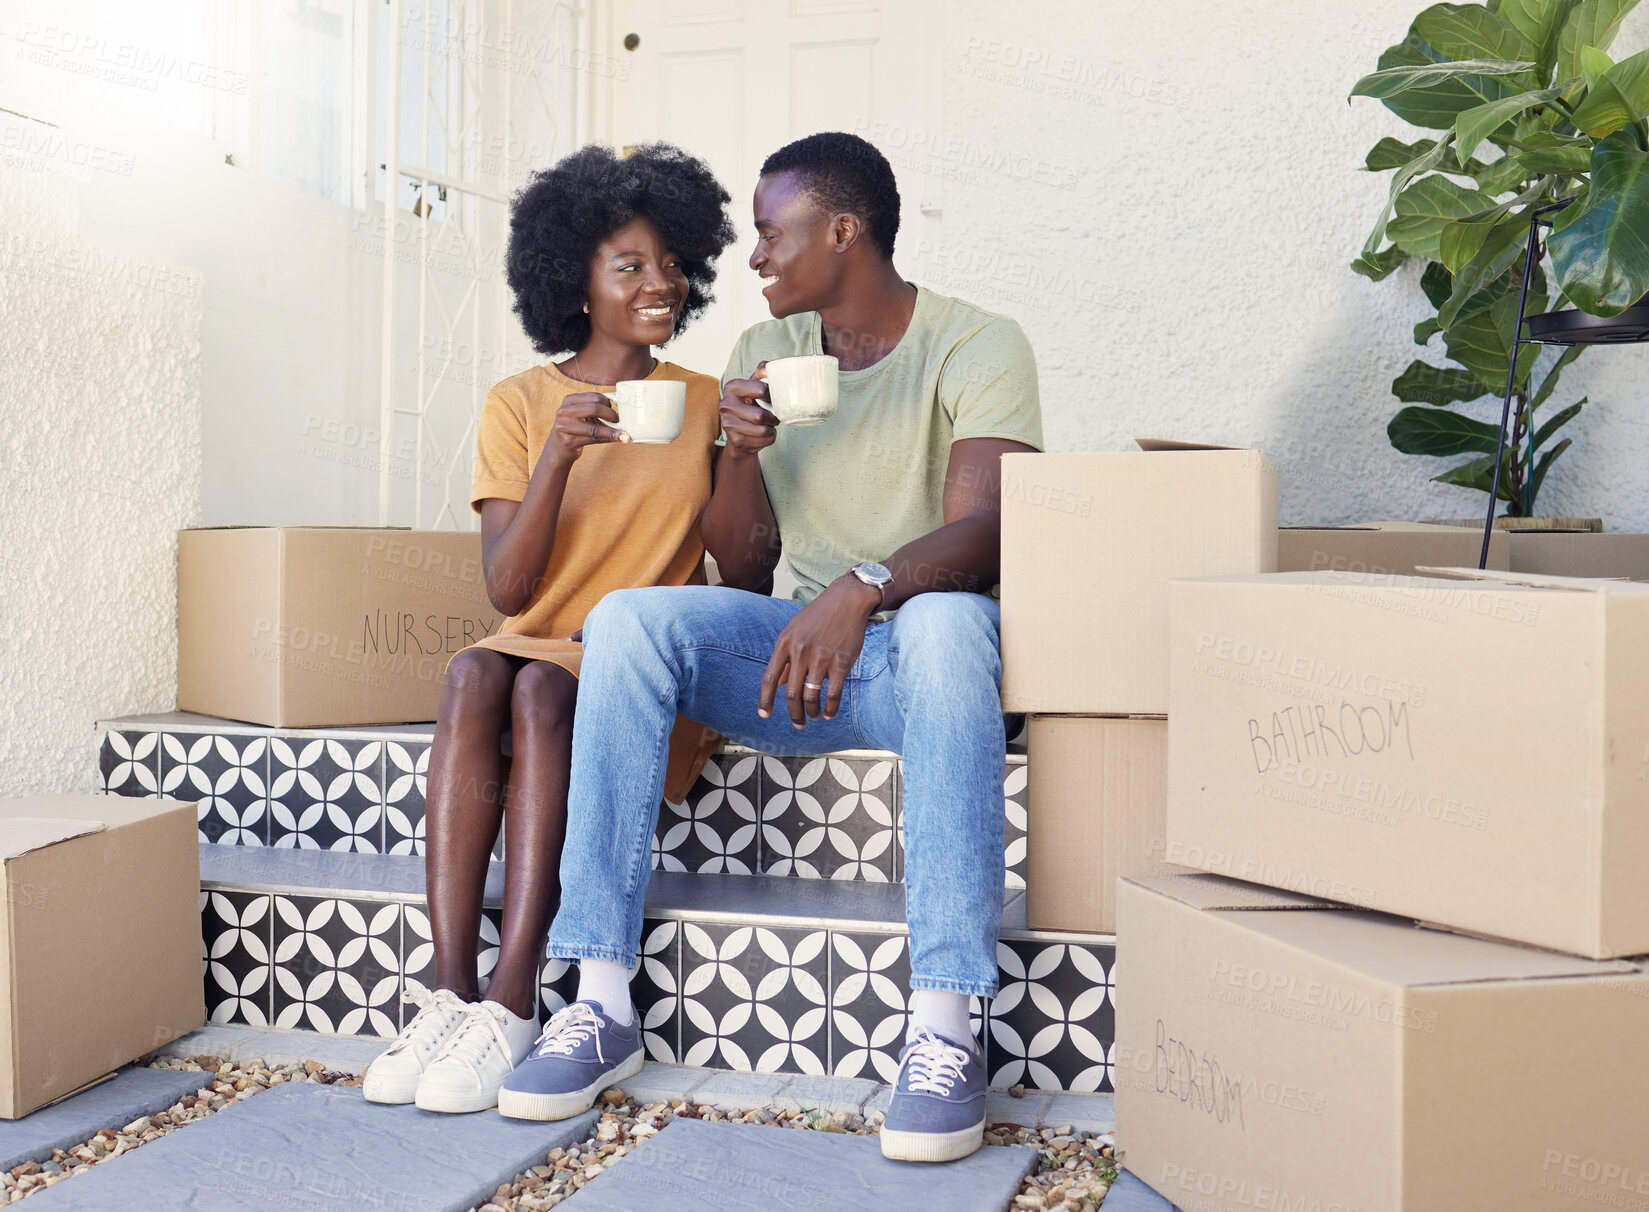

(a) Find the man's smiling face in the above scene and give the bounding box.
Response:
[748,170,842,319]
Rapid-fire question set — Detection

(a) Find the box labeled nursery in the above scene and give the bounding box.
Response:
[1025,715,1195,934]
[1000,440,1277,714]
[1167,567,1649,958]
[1278,520,1509,578]
[1114,875,1649,1212]
[178,527,503,728]
[1,795,203,1118]
[1510,531,1649,580]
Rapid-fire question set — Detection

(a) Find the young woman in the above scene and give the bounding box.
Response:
[363,143,738,1113]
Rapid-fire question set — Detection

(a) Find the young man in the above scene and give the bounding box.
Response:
[499,131,1042,1163]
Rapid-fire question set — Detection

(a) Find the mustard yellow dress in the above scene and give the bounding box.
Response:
[466,359,722,802]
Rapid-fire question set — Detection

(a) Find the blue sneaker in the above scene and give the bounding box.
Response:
[879,1029,987,1162]
[496,1001,644,1121]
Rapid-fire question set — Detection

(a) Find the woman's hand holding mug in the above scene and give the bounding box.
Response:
[549,391,630,465]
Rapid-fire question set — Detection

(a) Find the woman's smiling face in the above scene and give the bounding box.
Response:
[585,214,689,349]
[748,170,841,319]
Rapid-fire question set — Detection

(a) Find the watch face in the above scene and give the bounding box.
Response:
[858,561,892,585]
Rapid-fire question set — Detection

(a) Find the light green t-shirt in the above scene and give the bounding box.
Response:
[720,284,1043,605]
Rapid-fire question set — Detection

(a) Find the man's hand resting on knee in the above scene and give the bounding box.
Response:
[758,574,882,727]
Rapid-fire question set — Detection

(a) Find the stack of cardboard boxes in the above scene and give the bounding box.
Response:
[1115,565,1649,1207]
[1000,441,1279,932]
[2,527,502,1121]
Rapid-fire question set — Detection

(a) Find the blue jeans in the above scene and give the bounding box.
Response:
[547,585,1008,997]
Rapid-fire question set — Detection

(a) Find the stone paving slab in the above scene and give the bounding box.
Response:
[0,1068,206,1172]
[684,1071,791,1111]
[1043,1092,1115,1134]
[614,1063,712,1106]
[149,1024,386,1076]
[771,1075,881,1116]
[1104,1170,1185,1210]
[986,1089,1054,1126]
[24,1081,598,1212]
[561,1116,1039,1211]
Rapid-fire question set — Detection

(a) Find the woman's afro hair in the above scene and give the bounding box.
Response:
[506,143,735,356]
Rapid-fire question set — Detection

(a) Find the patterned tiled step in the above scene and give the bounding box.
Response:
[21,1081,598,1212]
[97,712,1028,887]
[198,847,1113,1095]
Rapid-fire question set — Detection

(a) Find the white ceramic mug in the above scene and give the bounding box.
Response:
[600,378,686,444]
[764,354,839,426]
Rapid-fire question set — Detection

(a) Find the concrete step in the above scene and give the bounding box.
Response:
[558,1115,1037,1211]
[196,846,1114,1095]
[0,1068,206,1173]
[19,1080,597,1212]
[98,711,1027,888]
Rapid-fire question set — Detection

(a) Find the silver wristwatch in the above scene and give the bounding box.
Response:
[849,561,894,612]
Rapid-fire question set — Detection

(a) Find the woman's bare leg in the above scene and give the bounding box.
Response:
[484,659,577,1020]
[424,648,520,1003]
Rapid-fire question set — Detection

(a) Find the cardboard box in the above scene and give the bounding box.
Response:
[1001,441,1277,714]
[1115,875,1649,1212]
[1025,715,1194,933]
[1510,531,1649,580]
[179,528,503,727]
[1168,567,1649,958]
[2,795,204,1118]
[1278,520,1509,577]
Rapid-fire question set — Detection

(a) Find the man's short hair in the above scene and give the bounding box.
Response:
[760,132,900,258]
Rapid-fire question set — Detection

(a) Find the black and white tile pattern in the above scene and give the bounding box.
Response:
[632,920,683,1063]
[269,738,384,852]
[987,940,1114,1093]
[679,923,830,1074]
[99,730,160,797]
[654,753,760,874]
[162,732,268,846]
[201,890,272,1028]
[761,756,896,881]
[383,741,431,856]
[270,895,401,1037]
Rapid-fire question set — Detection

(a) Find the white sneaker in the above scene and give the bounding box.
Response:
[363,980,471,1104]
[415,999,539,1114]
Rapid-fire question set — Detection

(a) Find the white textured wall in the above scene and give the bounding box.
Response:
[0,154,202,795]
[940,0,1649,527]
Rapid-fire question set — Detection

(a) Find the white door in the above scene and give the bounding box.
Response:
[594,0,944,378]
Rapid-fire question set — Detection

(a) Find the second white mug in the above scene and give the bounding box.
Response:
[764,354,839,426]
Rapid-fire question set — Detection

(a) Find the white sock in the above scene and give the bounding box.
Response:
[575,959,635,1026]
[907,990,973,1046]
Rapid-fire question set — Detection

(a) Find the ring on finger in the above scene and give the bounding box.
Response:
[804,681,823,691]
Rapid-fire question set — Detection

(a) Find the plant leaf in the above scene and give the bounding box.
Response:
[1548,125,1649,314]
[1455,87,1565,158]
[1388,405,1506,455]
[1510,130,1596,173]
[1555,0,1642,96]
[1359,137,1456,267]
[1530,344,1585,408]
[1580,45,1616,85]
[1415,4,1536,63]
[1415,315,1446,344]
[1500,0,1584,79]
[1568,47,1649,135]
[1359,39,1533,128]
[1352,56,1541,101]
[1437,216,1533,328]
[1394,359,1494,404]
[1421,260,1458,307]
[1351,246,1410,281]
[1431,454,1515,500]
[1445,277,1549,392]
[1532,398,1585,448]
[1474,153,1537,193]
[1390,175,1494,259]
[1530,435,1574,502]
[1365,136,1487,175]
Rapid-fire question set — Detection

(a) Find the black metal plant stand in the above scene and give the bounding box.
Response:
[1478,198,1649,568]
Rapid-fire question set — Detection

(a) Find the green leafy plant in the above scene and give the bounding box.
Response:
[1352,0,1649,515]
